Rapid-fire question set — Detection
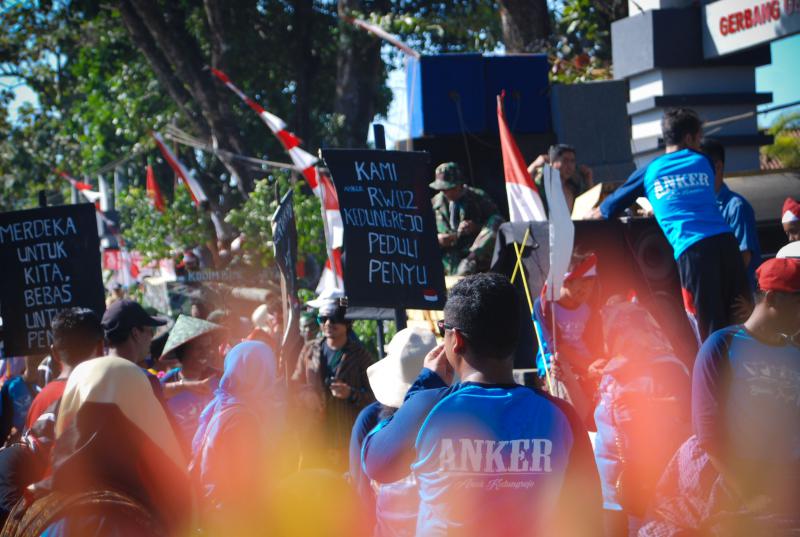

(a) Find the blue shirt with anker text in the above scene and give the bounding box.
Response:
[600,149,732,259]
[362,369,601,536]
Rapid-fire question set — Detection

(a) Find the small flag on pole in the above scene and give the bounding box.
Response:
[497,92,547,223]
[145,164,166,212]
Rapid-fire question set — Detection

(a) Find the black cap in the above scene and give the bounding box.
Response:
[102,299,168,339]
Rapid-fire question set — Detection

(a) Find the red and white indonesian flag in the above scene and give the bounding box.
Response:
[497,93,546,223]
[146,164,166,212]
[152,132,208,206]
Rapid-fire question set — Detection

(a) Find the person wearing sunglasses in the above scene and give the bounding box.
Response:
[292,298,375,470]
[362,273,602,537]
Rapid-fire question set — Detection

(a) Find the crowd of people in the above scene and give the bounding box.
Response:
[0,106,797,537]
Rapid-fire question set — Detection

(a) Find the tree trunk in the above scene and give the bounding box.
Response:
[334,0,387,147]
[118,0,254,195]
[499,0,551,53]
[291,0,316,145]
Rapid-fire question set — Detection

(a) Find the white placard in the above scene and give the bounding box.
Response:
[703,0,800,58]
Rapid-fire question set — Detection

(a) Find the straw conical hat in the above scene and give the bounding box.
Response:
[160,314,225,358]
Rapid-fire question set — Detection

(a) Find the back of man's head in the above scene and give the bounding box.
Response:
[444,273,520,360]
[662,108,702,147]
[52,308,103,367]
[700,138,725,166]
[548,144,576,163]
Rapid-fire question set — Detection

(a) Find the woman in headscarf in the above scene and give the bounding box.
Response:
[1,356,193,537]
[191,340,286,535]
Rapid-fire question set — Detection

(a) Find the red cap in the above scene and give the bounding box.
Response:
[756,258,800,293]
[782,197,800,224]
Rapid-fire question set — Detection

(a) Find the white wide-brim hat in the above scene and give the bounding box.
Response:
[367,327,437,409]
[777,241,800,259]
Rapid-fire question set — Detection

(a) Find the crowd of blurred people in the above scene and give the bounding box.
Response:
[0,106,797,537]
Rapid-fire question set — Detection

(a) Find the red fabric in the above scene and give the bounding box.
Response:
[681,288,697,316]
[783,197,800,222]
[145,164,166,212]
[497,92,539,191]
[756,258,800,292]
[564,253,598,282]
[25,379,67,430]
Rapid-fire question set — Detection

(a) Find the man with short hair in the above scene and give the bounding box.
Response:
[701,138,762,290]
[596,108,751,343]
[24,308,103,430]
[431,162,504,275]
[640,258,800,534]
[363,273,602,536]
[528,144,594,214]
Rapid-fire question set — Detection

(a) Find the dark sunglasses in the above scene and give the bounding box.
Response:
[318,315,346,325]
[437,320,468,338]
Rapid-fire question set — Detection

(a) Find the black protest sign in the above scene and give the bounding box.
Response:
[321,148,446,310]
[272,190,298,299]
[0,203,105,355]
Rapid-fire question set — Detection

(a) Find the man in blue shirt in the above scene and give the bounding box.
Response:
[362,273,602,537]
[701,138,762,290]
[692,257,800,524]
[595,108,751,343]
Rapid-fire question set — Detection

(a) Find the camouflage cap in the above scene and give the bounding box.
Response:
[429,162,463,190]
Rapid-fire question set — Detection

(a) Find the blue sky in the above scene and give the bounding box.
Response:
[756,33,800,127]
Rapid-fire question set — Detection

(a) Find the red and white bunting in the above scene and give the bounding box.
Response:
[58,171,103,207]
[210,68,321,188]
[211,68,346,251]
[317,169,344,249]
[497,93,547,223]
[315,247,344,297]
[152,132,208,206]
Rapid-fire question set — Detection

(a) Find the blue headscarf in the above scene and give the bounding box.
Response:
[192,341,285,456]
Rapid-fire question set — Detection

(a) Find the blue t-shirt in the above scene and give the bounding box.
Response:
[600,149,732,259]
[716,183,761,290]
[160,368,217,446]
[362,369,601,536]
[693,326,800,465]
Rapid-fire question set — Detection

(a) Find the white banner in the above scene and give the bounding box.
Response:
[703,0,800,58]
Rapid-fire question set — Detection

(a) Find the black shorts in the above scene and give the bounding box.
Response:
[676,232,752,344]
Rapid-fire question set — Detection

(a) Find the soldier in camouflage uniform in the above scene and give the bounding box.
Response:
[430,162,504,275]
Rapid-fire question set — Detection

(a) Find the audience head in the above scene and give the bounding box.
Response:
[700,138,726,189]
[430,162,465,203]
[560,251,598,307]
[662,107,703,149]
[754,258,800,336]
[299,311,320,342]
[51,307,104,368]
[548,144,577,180]
[102,299,167,366]
[368,327,437,409]
[441,273,520,366]
[190,299,211,320]
[782,197,800,243]
[161,314,225,374]
[317,299,350,349]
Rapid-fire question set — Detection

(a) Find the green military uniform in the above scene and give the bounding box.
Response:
[430,163,504,275]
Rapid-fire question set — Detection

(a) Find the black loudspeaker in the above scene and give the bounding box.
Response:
[492,219,697,370]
